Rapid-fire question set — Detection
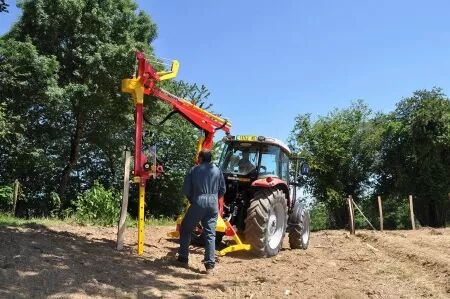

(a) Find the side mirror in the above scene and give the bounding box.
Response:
[300,162,309,175]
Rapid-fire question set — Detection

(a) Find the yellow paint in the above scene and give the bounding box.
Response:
[236,135,258,141]
[137,185,145,256]
[121,78,144,104]
[216,215,227,232]
[167,210,251,256]
[157,60,180,81]
[218,223,251,256]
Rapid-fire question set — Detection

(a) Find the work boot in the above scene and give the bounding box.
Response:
[204,264,215,275]
[176,255,189,267]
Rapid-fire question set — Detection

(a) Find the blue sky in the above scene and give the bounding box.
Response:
[2,1,450,142]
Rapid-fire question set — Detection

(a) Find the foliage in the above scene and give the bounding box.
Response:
[290,101,382,228]
[74,182,121,226]
[309,201,329,231]
[0,184,13,212]
[0,0,213,222]
[375,88,450,227]
[291,89,450,229]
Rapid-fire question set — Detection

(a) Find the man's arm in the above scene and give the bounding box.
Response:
[182,168,193,202]
[218,171,226,198]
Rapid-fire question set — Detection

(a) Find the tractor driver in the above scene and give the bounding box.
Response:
[238,150,255,174]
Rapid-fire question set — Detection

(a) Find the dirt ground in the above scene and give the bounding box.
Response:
[1,223,449,299]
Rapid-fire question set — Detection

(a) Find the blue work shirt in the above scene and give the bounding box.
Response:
[182,162,226,204]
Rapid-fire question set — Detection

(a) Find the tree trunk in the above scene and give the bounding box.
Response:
[58,112,85,205]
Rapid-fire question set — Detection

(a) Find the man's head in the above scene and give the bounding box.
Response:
[242,151,250,160]
[198,149,212,164]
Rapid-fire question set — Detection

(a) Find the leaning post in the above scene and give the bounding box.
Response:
[377,196,384,232]
[409,195,416,230]
[117,151,131,251]
[347,195,355,235]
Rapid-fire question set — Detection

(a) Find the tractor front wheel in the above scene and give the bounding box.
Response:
[288,201,310,250]
[244,189,288,257]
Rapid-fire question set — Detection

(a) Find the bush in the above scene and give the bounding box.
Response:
[0,184,13,213]
[310,201,330,231]
[74,182,121,226]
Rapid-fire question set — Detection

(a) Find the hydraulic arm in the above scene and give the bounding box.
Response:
[122,51,231,255]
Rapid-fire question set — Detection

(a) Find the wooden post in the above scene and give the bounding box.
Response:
[347,195,355,235]
[117,151,131,250]
[377,196,383,232]
[11,180,19,216]
[409,195,416,230]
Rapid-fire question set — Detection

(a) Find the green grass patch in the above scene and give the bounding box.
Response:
[0,213,175,228]
[0,213,70,227]
[125,216,175,227]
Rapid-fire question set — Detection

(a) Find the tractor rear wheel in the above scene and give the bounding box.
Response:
[288,201,310,250]
[244,189,288,257]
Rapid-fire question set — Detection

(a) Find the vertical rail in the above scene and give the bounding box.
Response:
[409,195,416,230]
[12,179,19,216]
[377,196,383,232]
[117,151,131,250]
[348,195,355,235]
[138,184,145,255]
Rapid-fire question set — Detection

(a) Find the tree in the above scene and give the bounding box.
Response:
[290,101,381,228]
[2,0,158,206]
[0,39,61,214]
[375,88,450,227]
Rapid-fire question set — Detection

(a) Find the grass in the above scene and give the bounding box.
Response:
[0,213,69,227]
[0,213,175,228]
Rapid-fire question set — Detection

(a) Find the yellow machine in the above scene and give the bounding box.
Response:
[122,51,250,256]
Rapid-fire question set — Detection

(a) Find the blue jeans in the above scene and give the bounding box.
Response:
[178,194,218,268]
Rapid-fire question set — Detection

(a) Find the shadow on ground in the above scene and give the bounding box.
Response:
[0,224,218,298]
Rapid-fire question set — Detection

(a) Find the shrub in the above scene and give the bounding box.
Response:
[74,182,121,226]
[309,201,330,231]
[0,184,13,213]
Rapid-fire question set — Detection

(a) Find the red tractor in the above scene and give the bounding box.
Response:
[214,135,311,257]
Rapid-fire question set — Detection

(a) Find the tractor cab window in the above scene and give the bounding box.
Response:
[219,142,259,175]
[280,152,290,182]
[258,145,281,178]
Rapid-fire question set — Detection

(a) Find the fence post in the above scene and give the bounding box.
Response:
[377,196,383,232]
[117,151,131,250]
[11,180,19,216]
[348,195,355,235]
[409,195,416,230]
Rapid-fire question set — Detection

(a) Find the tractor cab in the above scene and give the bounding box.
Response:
[218,135,291,182]
[217,136,292,234]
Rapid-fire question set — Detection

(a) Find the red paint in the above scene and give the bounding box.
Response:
[251,177,288,189]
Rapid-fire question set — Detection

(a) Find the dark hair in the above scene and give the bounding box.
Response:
[198,149,212,163]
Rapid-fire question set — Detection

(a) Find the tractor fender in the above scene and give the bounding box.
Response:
[251,178,290,206]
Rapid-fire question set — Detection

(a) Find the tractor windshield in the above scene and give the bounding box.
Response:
[219,142,288,180]
[219,142,259,175]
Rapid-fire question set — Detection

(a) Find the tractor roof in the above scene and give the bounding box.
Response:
[224,135,291,154]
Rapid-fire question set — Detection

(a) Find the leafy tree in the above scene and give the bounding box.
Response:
[290,101,382,228]
[375,88,450,227]
[1,0,157,207]
[0,39,60,214]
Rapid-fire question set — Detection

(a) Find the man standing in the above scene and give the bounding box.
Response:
[178,149,226,273]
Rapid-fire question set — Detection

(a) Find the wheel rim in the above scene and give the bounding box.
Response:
[267,203,285,250]
[301,213,310,245]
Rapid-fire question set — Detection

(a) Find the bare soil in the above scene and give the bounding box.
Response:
[1,224,449,298]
